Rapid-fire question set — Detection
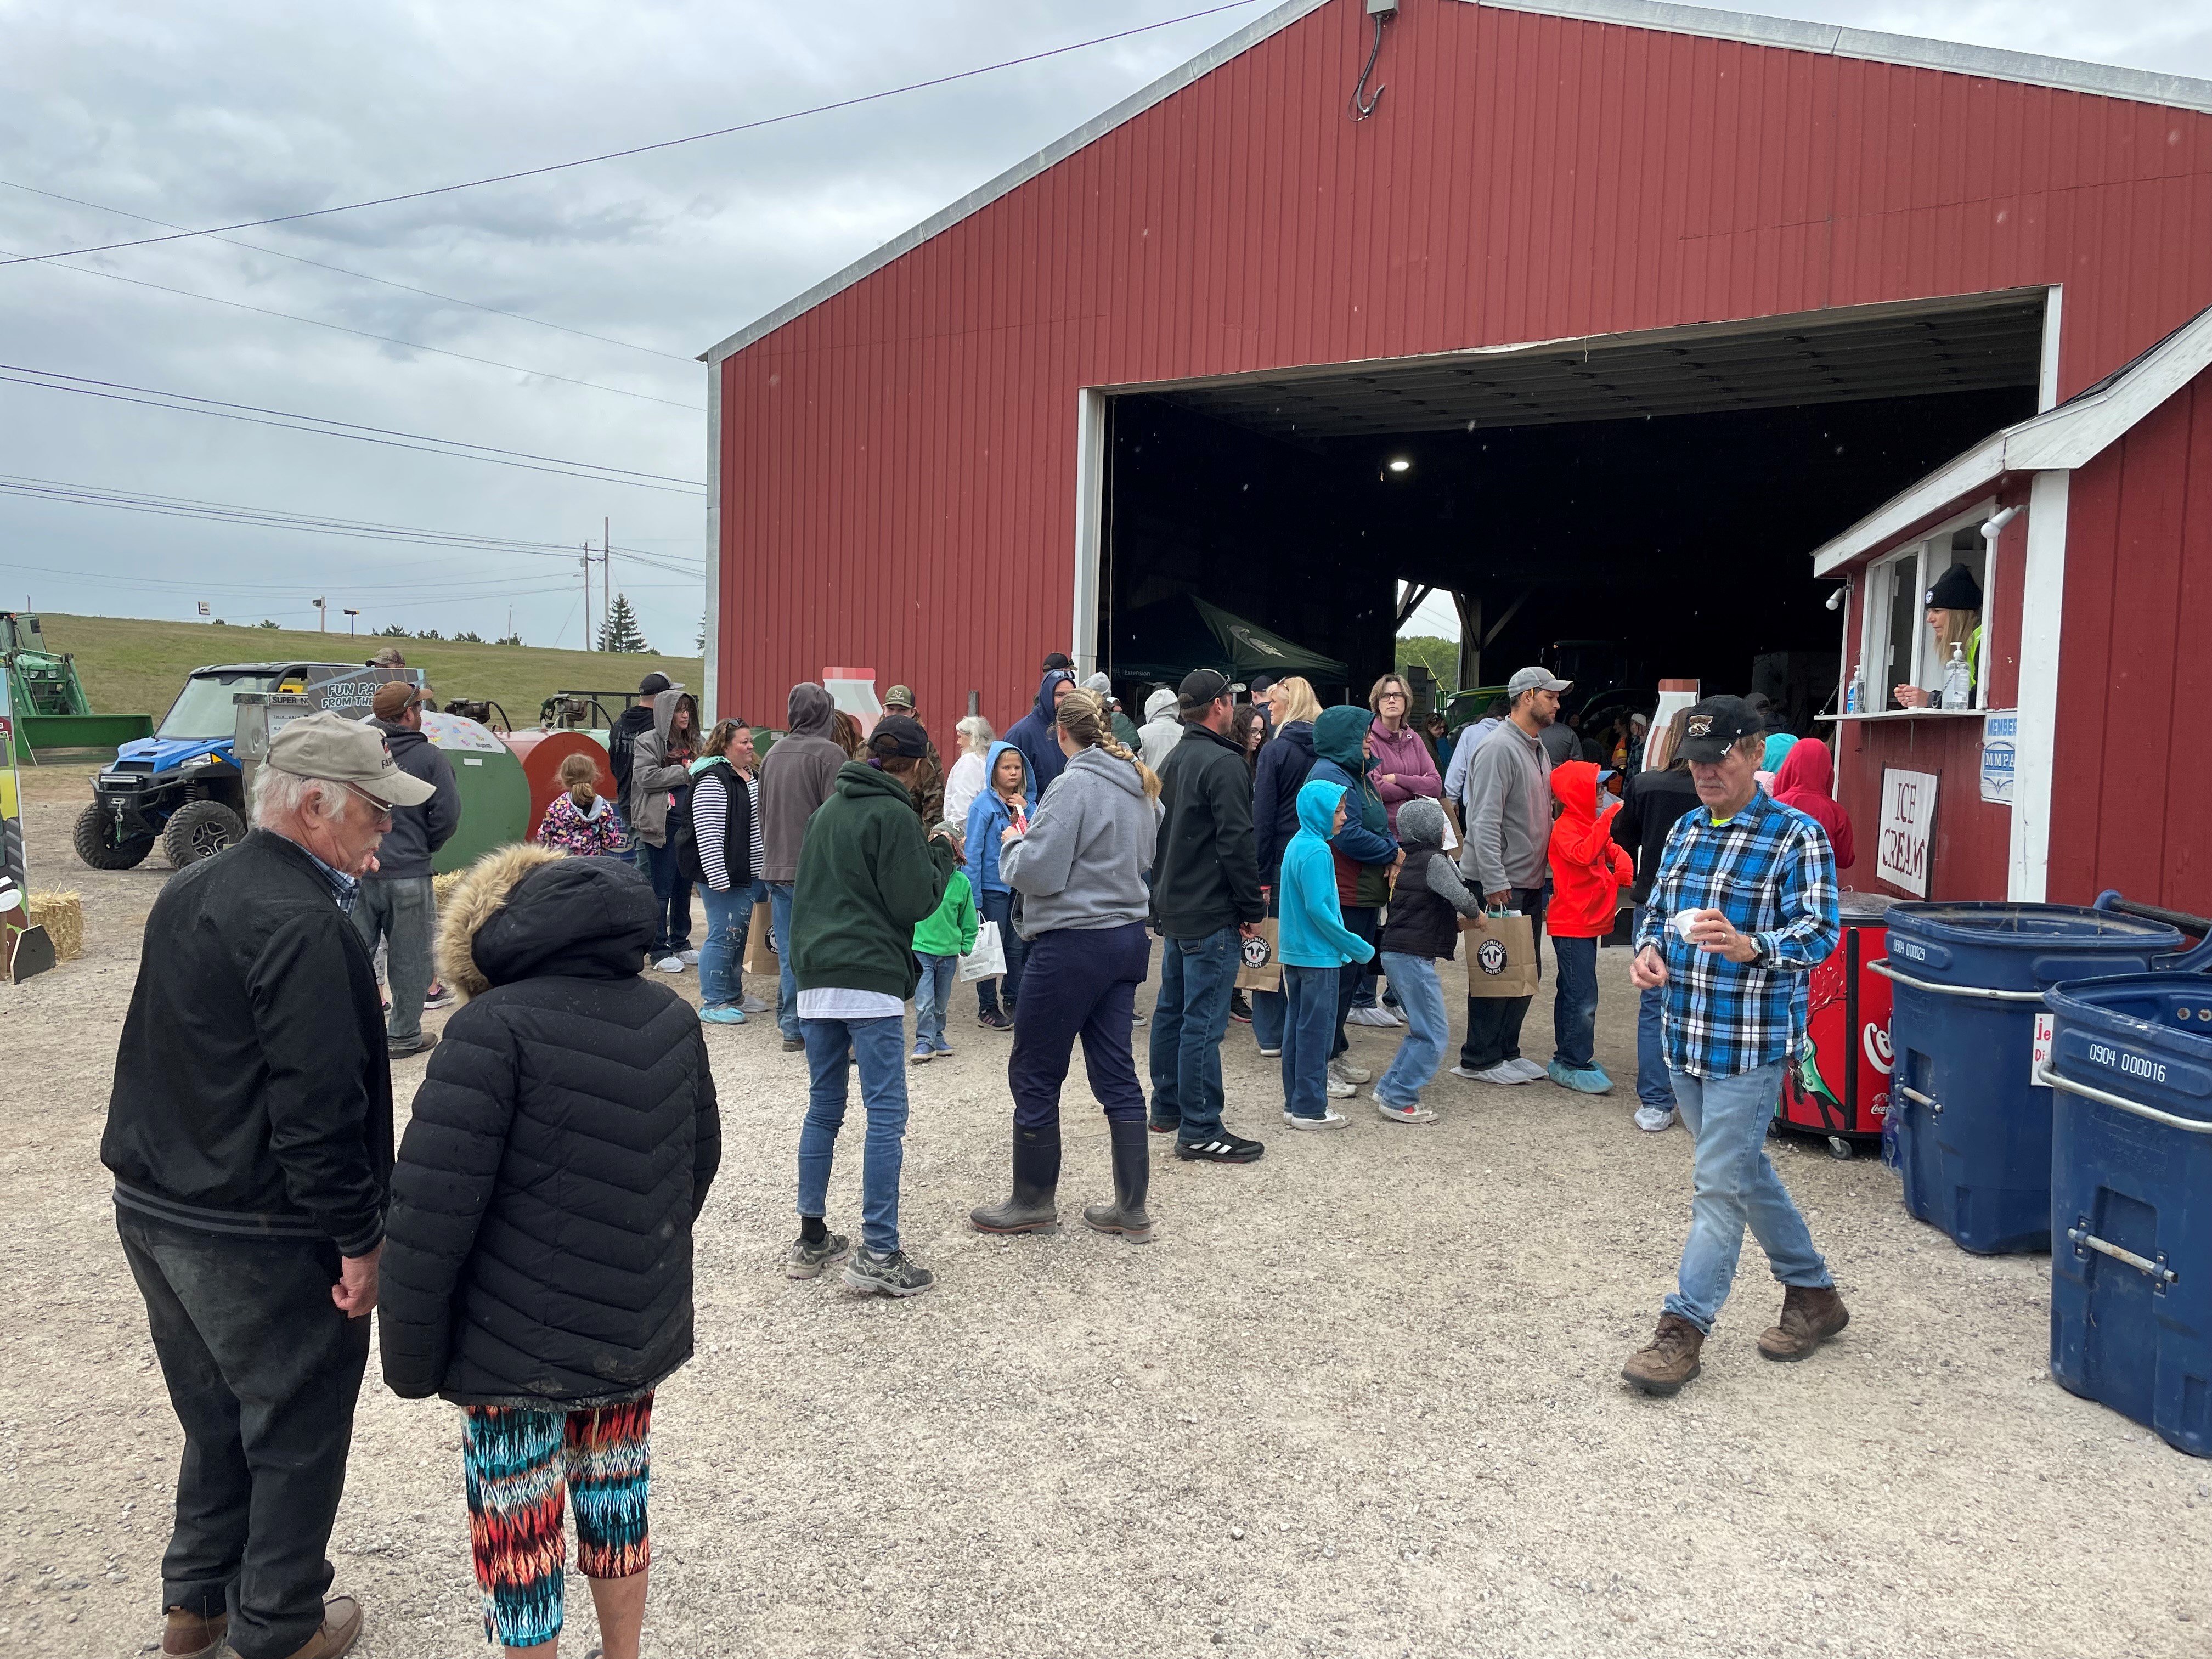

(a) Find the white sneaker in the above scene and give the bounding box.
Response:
[1325,1077,1356,1098]
[676,949,701,966]
[1345,1005,1397,1027]
[655,956,686,974]
[1634,1104,1678,1132]
[738,993,770,1014]
[1505,1057,1548,1082]
[1374,1097,1438,1124]
[1283,1109,1350,1130]
[1328,1058,1370,1086]
[1258,1046,1282,1058]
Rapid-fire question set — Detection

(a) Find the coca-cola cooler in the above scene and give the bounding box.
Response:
[1776,893,1895,1156]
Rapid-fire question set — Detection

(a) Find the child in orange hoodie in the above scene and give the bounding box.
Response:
[1547,759,1635,1094]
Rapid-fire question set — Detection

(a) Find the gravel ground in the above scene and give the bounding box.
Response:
[4,774,2206,1658]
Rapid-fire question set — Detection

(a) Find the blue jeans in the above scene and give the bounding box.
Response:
[913,953,956,1049]
[1550,935,1600,1070]
[698,885,749,1008]
[1148,925,1239,1142]
[1280,963,1339,1120]
[1632,907,1676,1107]
[769,882,798,1040]
[974,889,1029,1017]
[634,839,692,958]
[352,875,433,1042]
[1249,891,1285,1051]
[1663,1059,1832,1333]
[796,1015,911,1254]
[1373,952,1448,1108]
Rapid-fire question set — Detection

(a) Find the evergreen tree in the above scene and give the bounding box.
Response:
[598,592,652,653]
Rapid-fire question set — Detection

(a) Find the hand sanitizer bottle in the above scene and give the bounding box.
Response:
[1845,665,1863,714]
[1941,641,1971,710]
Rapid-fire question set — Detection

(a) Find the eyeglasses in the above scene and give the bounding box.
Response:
[338,782,394,826]
[1378,691,1407,702]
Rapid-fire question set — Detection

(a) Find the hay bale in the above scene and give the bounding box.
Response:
[27,890,83,961]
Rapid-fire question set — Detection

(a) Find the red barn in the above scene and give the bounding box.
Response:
[703,0,2212,909]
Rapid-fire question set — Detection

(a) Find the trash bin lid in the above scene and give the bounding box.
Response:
[1886,902,2182,992]
[2044,973,2212,1115]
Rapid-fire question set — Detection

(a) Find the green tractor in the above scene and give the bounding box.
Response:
[1,612,153,764]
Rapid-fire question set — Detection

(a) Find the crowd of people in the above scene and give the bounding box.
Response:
[98,651,1859,1659]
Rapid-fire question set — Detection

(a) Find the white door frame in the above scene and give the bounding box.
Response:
[1071,387,1109,676]
[701,363,723,724]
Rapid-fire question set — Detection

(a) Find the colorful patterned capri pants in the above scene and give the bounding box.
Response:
[461,1396,653,1649]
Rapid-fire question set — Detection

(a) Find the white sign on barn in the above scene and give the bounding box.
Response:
[1877,768,1939,897]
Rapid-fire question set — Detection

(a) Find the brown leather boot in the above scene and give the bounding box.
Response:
[1621,1313,1705,1395]
[1758,1284,1850,1361]
[278,1595,363,1659]
[162,1607,227,1659]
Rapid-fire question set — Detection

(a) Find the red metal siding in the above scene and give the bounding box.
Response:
[1833,715,2012,901]
[718,0,2212,737]
[2048,366,2212,911]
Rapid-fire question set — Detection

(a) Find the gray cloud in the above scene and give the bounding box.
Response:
[2,0,2204,651]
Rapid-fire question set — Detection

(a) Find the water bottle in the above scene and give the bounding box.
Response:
[1941,642,1971,710]
[1845,665,1863,714]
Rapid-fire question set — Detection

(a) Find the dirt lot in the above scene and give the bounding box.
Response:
[4,769,2204,1658]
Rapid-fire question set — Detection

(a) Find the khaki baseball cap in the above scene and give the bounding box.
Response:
[267,711,437,806]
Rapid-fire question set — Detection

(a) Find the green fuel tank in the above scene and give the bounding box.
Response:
[419,710,533,875]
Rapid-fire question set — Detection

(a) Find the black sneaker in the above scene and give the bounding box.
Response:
[388,1032,438,1058]
[781,1037,804,1053]
[421,984,457,1012]
[1175,1131,1265,1164]
[1229,991,1254,1024]
[978,1009,1013,1032]
[785,1231,850,1279]
[842,1247,935,1297]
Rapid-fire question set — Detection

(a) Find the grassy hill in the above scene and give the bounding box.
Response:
[33,613,703,731]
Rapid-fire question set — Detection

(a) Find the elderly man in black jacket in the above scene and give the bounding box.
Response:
[361,680,460,1057]
[103,712,434,1659]
[1147,669,1268,1164]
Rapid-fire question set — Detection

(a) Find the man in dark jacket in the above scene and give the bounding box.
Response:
[360,681,460,1057]
[607,669,670,802]
[758,684,848,1049]
[1005,665,1076,798]
[103,712,433,1659]
[1147,669,1267,1163]
[787,716,958,1296]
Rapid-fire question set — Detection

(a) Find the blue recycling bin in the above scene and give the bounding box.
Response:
[2042,973,2212,1457]
[1877,904,2182,1255]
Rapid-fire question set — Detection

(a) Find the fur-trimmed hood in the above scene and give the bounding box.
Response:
[436,844,657,1000]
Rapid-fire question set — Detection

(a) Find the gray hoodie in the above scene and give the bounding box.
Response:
[759,684,848,883]
[998,744,1158,939]
[1137,687,1183,774]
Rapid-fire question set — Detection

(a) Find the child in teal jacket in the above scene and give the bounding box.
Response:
[911,823,978,1062]
[1277,778,1376,1127]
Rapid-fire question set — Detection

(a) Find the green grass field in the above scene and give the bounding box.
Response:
[33,613,703,732]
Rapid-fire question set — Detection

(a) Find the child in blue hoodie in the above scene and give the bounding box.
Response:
[1277,778,1378,1129]
[963,740,1035,1029]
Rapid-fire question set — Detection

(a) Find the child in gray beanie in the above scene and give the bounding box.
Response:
[1369,797,1487,1122]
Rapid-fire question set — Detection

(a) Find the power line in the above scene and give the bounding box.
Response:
[0,1,1268,268]
[5,247,700,410]
[0,179,694,362]
[0,365,704,495]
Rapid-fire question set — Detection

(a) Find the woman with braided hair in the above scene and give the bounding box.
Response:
[970,687,1163,1242]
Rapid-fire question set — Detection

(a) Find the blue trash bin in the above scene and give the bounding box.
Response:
[1875,904,2183,1255]
[2042,973,2212,1457]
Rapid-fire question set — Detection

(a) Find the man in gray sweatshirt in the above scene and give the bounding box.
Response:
[969,690,1161,1242]
[1453,665,1566,1086]
[759,684,850,1048]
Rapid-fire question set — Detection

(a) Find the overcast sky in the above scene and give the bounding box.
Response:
[3,0,2204,654]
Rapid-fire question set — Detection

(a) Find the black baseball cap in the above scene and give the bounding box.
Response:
[1677,695,1764,761]
[638,671,672,696]
[1177,668,1233,710]
[867,714,931,759]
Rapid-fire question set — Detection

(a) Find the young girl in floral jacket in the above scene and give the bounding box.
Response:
[535,752,627,856]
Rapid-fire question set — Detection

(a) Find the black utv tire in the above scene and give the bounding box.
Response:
[162,799,247,868]
[74,800,156,871]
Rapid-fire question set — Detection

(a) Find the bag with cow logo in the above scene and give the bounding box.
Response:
[1463,909,1541,1000]
[1233,916,1282,994]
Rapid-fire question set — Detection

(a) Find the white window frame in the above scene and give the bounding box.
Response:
[1854,498,1997,712]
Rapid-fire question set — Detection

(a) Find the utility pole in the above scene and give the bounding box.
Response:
[582,549,593,650]
[313,596,326,633]
[603,518,612,639]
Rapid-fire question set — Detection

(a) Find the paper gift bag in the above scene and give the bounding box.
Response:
[741,900,776,976]
[1234,917,1282,994]
[1464,910,1541,998]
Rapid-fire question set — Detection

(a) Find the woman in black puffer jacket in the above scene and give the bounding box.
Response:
[379,846,719,1659]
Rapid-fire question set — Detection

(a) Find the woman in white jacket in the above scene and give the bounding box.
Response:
[969,689,1161,1243]
[941,715,993,832]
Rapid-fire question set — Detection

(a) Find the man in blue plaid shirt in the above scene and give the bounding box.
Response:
[1621,696,1845,1396]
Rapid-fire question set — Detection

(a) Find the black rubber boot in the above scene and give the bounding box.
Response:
[1083,1117,1153,1243]
[969,1123,1061,1233]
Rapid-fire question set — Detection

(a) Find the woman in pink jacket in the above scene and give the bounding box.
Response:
[1365,673,1443,831]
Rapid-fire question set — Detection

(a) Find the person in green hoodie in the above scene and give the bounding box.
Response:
[786,715,957,1298]
[909,822,978,1063]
